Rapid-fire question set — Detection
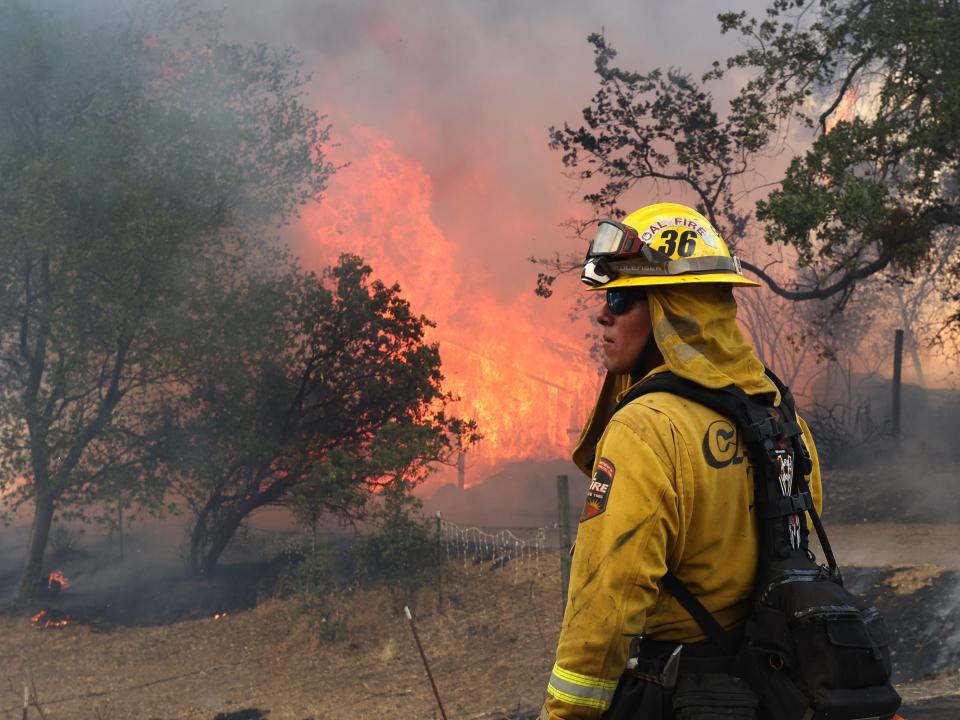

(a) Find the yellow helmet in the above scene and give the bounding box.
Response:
[581,203,760,289]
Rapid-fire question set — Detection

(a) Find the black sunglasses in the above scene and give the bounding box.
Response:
[605,288,648,316]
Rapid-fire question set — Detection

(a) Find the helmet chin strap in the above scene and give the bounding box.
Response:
[629,332,662,383]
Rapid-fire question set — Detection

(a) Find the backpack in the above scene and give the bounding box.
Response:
[618,369,902,720]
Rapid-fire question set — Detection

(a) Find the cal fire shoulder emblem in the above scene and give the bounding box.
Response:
[580,458,615,522]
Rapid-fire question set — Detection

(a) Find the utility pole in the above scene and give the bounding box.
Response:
[892,329,904,439]
[556,474,572,613]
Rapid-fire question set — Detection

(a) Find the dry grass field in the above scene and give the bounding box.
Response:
[2,546,960,720]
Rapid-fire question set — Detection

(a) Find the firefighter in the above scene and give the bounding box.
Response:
[540,203,823,720]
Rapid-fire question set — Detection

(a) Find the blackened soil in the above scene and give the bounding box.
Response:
[8,555,298,630]
[901,698,960,719]
[846,568,960,683]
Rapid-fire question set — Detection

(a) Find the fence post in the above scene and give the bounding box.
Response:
[117,495,124,562]
[556,474,572,613]
[435,511,443,613]
[892,328,904,439]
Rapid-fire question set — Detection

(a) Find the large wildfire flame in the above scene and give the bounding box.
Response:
[297,126,598,486]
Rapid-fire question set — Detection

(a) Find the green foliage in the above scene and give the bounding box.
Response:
[178,254,477,576]
[0,0,333,601]
[548,33,764,235]
[353,484,436,611]
[283,484,442,635]
[717,0,960,303]
[281,545,350,640]
[543,1,960,315]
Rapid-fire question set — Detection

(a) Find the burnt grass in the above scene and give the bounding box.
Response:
[1,547,297,630]
[845,567,960,683]
[817,456,960,685]
[2,455,957,716]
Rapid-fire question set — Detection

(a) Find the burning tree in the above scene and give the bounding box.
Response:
[0,0,332,604]
[172,255,476,577]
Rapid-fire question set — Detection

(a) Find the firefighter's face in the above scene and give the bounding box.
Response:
[597,291,653,374]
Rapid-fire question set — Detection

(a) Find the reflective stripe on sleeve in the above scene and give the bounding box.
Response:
[546,663,618,710]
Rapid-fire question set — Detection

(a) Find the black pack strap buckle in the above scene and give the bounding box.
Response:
[763,492,813,519]
[744,415,781,444]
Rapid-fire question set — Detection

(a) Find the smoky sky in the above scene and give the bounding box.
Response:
[217,0,771,302]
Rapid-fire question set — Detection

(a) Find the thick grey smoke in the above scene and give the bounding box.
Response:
[213,0,771,296]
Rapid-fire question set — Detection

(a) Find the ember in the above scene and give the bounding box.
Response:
[47,569,70,590]
[213,612,228,620]
[30,609,71,630]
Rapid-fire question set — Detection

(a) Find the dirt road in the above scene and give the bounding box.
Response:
[820,523,960,569]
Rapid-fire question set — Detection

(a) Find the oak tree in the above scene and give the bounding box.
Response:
[0,0,332,603]
[540,1,960,320]
[173,256,474,577]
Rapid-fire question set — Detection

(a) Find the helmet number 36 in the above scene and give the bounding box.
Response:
[657,229,698,257]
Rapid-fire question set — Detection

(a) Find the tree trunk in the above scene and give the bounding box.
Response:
[189,500,245,578]
[16,491,56,607]
[907,332,926,387]
[189,473,295,578]
[894,285,926,387]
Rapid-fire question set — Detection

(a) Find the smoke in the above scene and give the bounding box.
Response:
[205,0,774,485]
[218,0,767,283]
[2,511,311,623]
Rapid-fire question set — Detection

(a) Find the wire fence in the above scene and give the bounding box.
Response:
[438,518,548,581]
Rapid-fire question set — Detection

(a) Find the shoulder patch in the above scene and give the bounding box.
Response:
[580,457,615,522]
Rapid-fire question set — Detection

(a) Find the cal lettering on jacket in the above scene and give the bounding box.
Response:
[580,457,615,522]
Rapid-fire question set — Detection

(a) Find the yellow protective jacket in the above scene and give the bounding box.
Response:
[542,285,823,720]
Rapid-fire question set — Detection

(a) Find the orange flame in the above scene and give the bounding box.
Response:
[825,87,860,133]
[30,609,71,630]
[47,570,70,589]
[296,126,598,486]
[213,612,229,620]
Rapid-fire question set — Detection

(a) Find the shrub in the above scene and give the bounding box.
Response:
[280,545,350,640]
[353,487,435,611]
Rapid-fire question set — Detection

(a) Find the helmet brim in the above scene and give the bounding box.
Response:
[586,273,762,290]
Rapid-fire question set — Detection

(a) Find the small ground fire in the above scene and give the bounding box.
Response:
[30,609,71,630]
[47,569,69,591]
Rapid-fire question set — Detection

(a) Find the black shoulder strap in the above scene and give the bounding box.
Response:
[661,571,740,655]
[618,369,838,648]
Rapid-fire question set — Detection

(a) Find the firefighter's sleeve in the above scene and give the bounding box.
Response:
[543,417,680,720]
